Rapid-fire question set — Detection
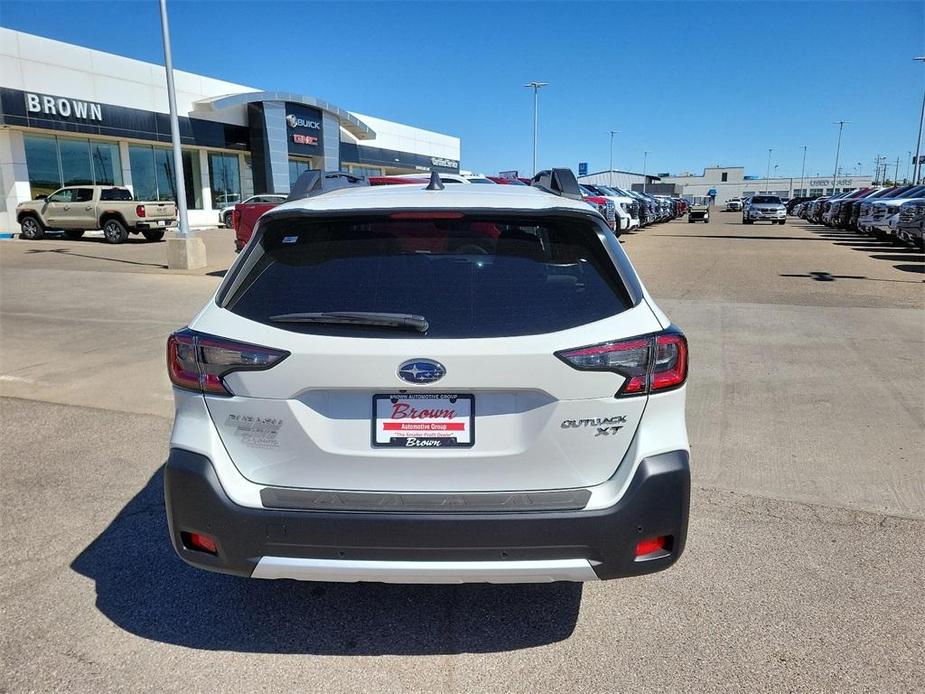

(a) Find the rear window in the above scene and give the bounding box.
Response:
[100,188,133,201]
[750,196,781,204]
[223,215,632,338]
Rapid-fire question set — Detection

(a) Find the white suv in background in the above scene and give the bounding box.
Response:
[743,195,786,224]
[165,169,690,584]
[580,184,639,233]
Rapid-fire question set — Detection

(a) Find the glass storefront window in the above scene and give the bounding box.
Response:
[24,135,61,198]
[128,145,158,201]
[209,152,241,208]
[59,138,93,186]
[90,141,122,186]
[154,148,176,202]
[347,165,383,178]
[24,134,124,198]
[128,145,202,208]
[182,150,203,209]
[288,158,312,187]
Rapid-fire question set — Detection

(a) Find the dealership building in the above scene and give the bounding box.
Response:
[654,166,873,204]
[0,28,461,232]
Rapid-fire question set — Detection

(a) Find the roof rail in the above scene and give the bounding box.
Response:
[288,171,368,202]
[530,168,584,201]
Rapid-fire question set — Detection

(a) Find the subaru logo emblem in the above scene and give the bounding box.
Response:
[398,359,446,384]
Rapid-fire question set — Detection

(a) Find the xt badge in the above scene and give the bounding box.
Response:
[560,416,627,437]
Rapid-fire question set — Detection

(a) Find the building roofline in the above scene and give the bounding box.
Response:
[194,91,376,140]
[580,169,659,179]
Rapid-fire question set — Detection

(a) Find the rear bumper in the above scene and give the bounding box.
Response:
[135,220,176,230]
[164,448,690,583]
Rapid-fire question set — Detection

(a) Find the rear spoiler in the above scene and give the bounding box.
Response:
[288,171,368,202]
[529,168,584,201]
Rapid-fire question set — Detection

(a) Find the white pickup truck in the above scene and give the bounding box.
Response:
[16,185,177,243]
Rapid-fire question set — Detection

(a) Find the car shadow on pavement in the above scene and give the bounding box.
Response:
[70,467,583,655]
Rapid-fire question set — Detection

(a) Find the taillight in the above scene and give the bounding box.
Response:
[555,328,688,397]
[136,204,146,217]
[166,328,289,396]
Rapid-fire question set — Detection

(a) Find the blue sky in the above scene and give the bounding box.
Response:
[2,1,922,179]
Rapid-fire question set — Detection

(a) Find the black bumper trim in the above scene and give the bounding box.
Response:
[164,449,690,581]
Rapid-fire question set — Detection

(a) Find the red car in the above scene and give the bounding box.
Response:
[233,176,425,251]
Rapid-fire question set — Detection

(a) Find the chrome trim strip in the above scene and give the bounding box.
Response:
[260,487,592,513]
[251,557,599,583]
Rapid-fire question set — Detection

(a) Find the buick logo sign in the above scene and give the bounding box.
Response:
[286,114,321,130]
[398,359,446,384]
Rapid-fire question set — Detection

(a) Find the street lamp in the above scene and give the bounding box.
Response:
[832,121,850,193]
[608,130,620,186]
[765,148,773,193]
[525,81,548,176]
[643,151,649,193]
[913,57,925,184]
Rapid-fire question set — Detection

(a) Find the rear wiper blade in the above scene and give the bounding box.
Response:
[268,311,429,333]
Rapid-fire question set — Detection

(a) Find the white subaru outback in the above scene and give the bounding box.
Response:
[165,169,690,584]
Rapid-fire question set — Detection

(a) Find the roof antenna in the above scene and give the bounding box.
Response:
[425,169,444,191]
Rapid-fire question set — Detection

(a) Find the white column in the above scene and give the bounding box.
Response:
[0,130,31,234]
[118,141,133,192]
[199,150,212,210]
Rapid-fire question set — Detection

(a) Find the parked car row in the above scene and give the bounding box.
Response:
[229,170,691,251]
[792,184,925,247]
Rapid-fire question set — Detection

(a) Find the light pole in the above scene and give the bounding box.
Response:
[765,148,773,193]
[642,150,649,193]
[832,120,849,194]
[914,57,925,184]
[876,155,887,184]
[159,0,205,269]
[907,151,913,183]
[525,81,548,176]
[159,0,188,237]
[799,145,807,197]
[608,130,619,186]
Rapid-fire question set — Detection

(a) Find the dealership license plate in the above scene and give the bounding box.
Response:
[373,393,474,448]
[157,220,166,226]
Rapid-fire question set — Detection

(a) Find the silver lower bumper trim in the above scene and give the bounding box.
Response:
[251,556,599,584]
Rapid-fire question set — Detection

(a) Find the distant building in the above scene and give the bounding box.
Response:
[578,169,658,191]
[655,166,873,204]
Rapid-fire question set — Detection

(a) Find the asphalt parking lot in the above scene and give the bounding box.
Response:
[1,214,923,693]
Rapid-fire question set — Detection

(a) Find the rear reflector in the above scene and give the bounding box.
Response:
[135,204,146,217]
[167,328,289,396]
[635,536,668,558]
[182,531,218,555]
[555,328,688,397]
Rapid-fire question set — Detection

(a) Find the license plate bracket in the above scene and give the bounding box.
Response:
[372,393,474,448]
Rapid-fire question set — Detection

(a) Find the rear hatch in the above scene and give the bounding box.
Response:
[139,201,177,221]
[193,211,664,493]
